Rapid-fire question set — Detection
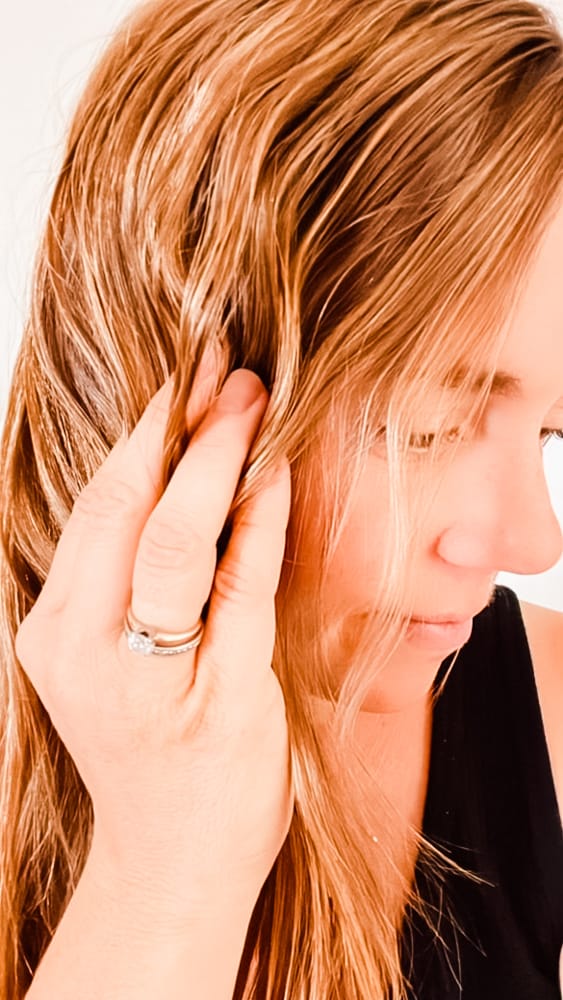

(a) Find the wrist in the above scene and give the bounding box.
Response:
[27,839,257,1000]
[85,835,259,936]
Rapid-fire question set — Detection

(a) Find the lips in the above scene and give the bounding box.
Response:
[408,602,489,625]
[405,615,474,649]
[408,583,494,626]
[409,612,478,625]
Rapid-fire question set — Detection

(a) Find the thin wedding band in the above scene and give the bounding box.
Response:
[124,605,205,657]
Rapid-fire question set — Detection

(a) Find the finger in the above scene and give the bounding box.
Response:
[196,457,291,695]
[27,375,175,619]
[32,354,220,620]
[127,371,269,635]
[63,370,267,648]
[184,340,224,435]
[37,349,218,614]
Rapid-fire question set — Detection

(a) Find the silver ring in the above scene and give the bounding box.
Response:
[124,604,205,657]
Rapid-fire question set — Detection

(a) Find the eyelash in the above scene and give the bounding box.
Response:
[540,427,563,445]
[407,428,461,451]
[406,427,563,452]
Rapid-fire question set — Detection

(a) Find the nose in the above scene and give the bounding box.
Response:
[436,451,563,576]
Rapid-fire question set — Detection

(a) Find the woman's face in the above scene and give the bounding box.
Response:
[295,198,563,711]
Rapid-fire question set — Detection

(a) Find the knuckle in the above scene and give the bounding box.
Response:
[138,514,211,574]
[15,605,56,668]
[194,429,245,473]
[73,476,140,526]
[213,557,271,604]
[15,610,65,706]
[199,431,235,458]
[15,612,37,668]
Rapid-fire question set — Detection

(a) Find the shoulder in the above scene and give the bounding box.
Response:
[519,599,563,823]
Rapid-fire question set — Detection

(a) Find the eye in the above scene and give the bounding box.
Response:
[540,427,563,445]
[407,427,461,452]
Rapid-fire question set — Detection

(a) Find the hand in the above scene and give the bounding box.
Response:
[15,367,293,924]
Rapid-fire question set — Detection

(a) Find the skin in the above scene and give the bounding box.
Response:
[294,196,563,831]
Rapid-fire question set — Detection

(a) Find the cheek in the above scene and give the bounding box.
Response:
[321,458,458,616]
[323,525,385,614]
[321,466,391,615]
[290,453,453,615]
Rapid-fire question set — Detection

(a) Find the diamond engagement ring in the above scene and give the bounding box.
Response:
[124,605,205,657]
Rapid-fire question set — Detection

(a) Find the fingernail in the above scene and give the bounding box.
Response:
[218,370,265,413]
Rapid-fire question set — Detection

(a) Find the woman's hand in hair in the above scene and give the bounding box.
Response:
[15,366,293,926]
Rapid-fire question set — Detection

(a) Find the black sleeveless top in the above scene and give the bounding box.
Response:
[401,585,563,998]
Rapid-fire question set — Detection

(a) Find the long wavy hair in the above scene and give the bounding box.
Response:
[1,0,562,996]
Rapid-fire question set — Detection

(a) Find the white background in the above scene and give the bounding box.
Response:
[1,0,563,609]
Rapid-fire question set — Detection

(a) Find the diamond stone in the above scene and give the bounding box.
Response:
[126,630,155,656]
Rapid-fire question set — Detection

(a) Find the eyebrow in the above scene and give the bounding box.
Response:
[442,367,522,397]
[442,367,563,408]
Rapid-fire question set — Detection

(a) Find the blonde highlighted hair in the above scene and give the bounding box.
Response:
[1,0,563,996]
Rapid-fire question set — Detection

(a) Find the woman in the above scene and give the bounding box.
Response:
[1,0,562,996]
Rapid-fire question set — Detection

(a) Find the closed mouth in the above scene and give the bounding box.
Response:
[408,611,479,625]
